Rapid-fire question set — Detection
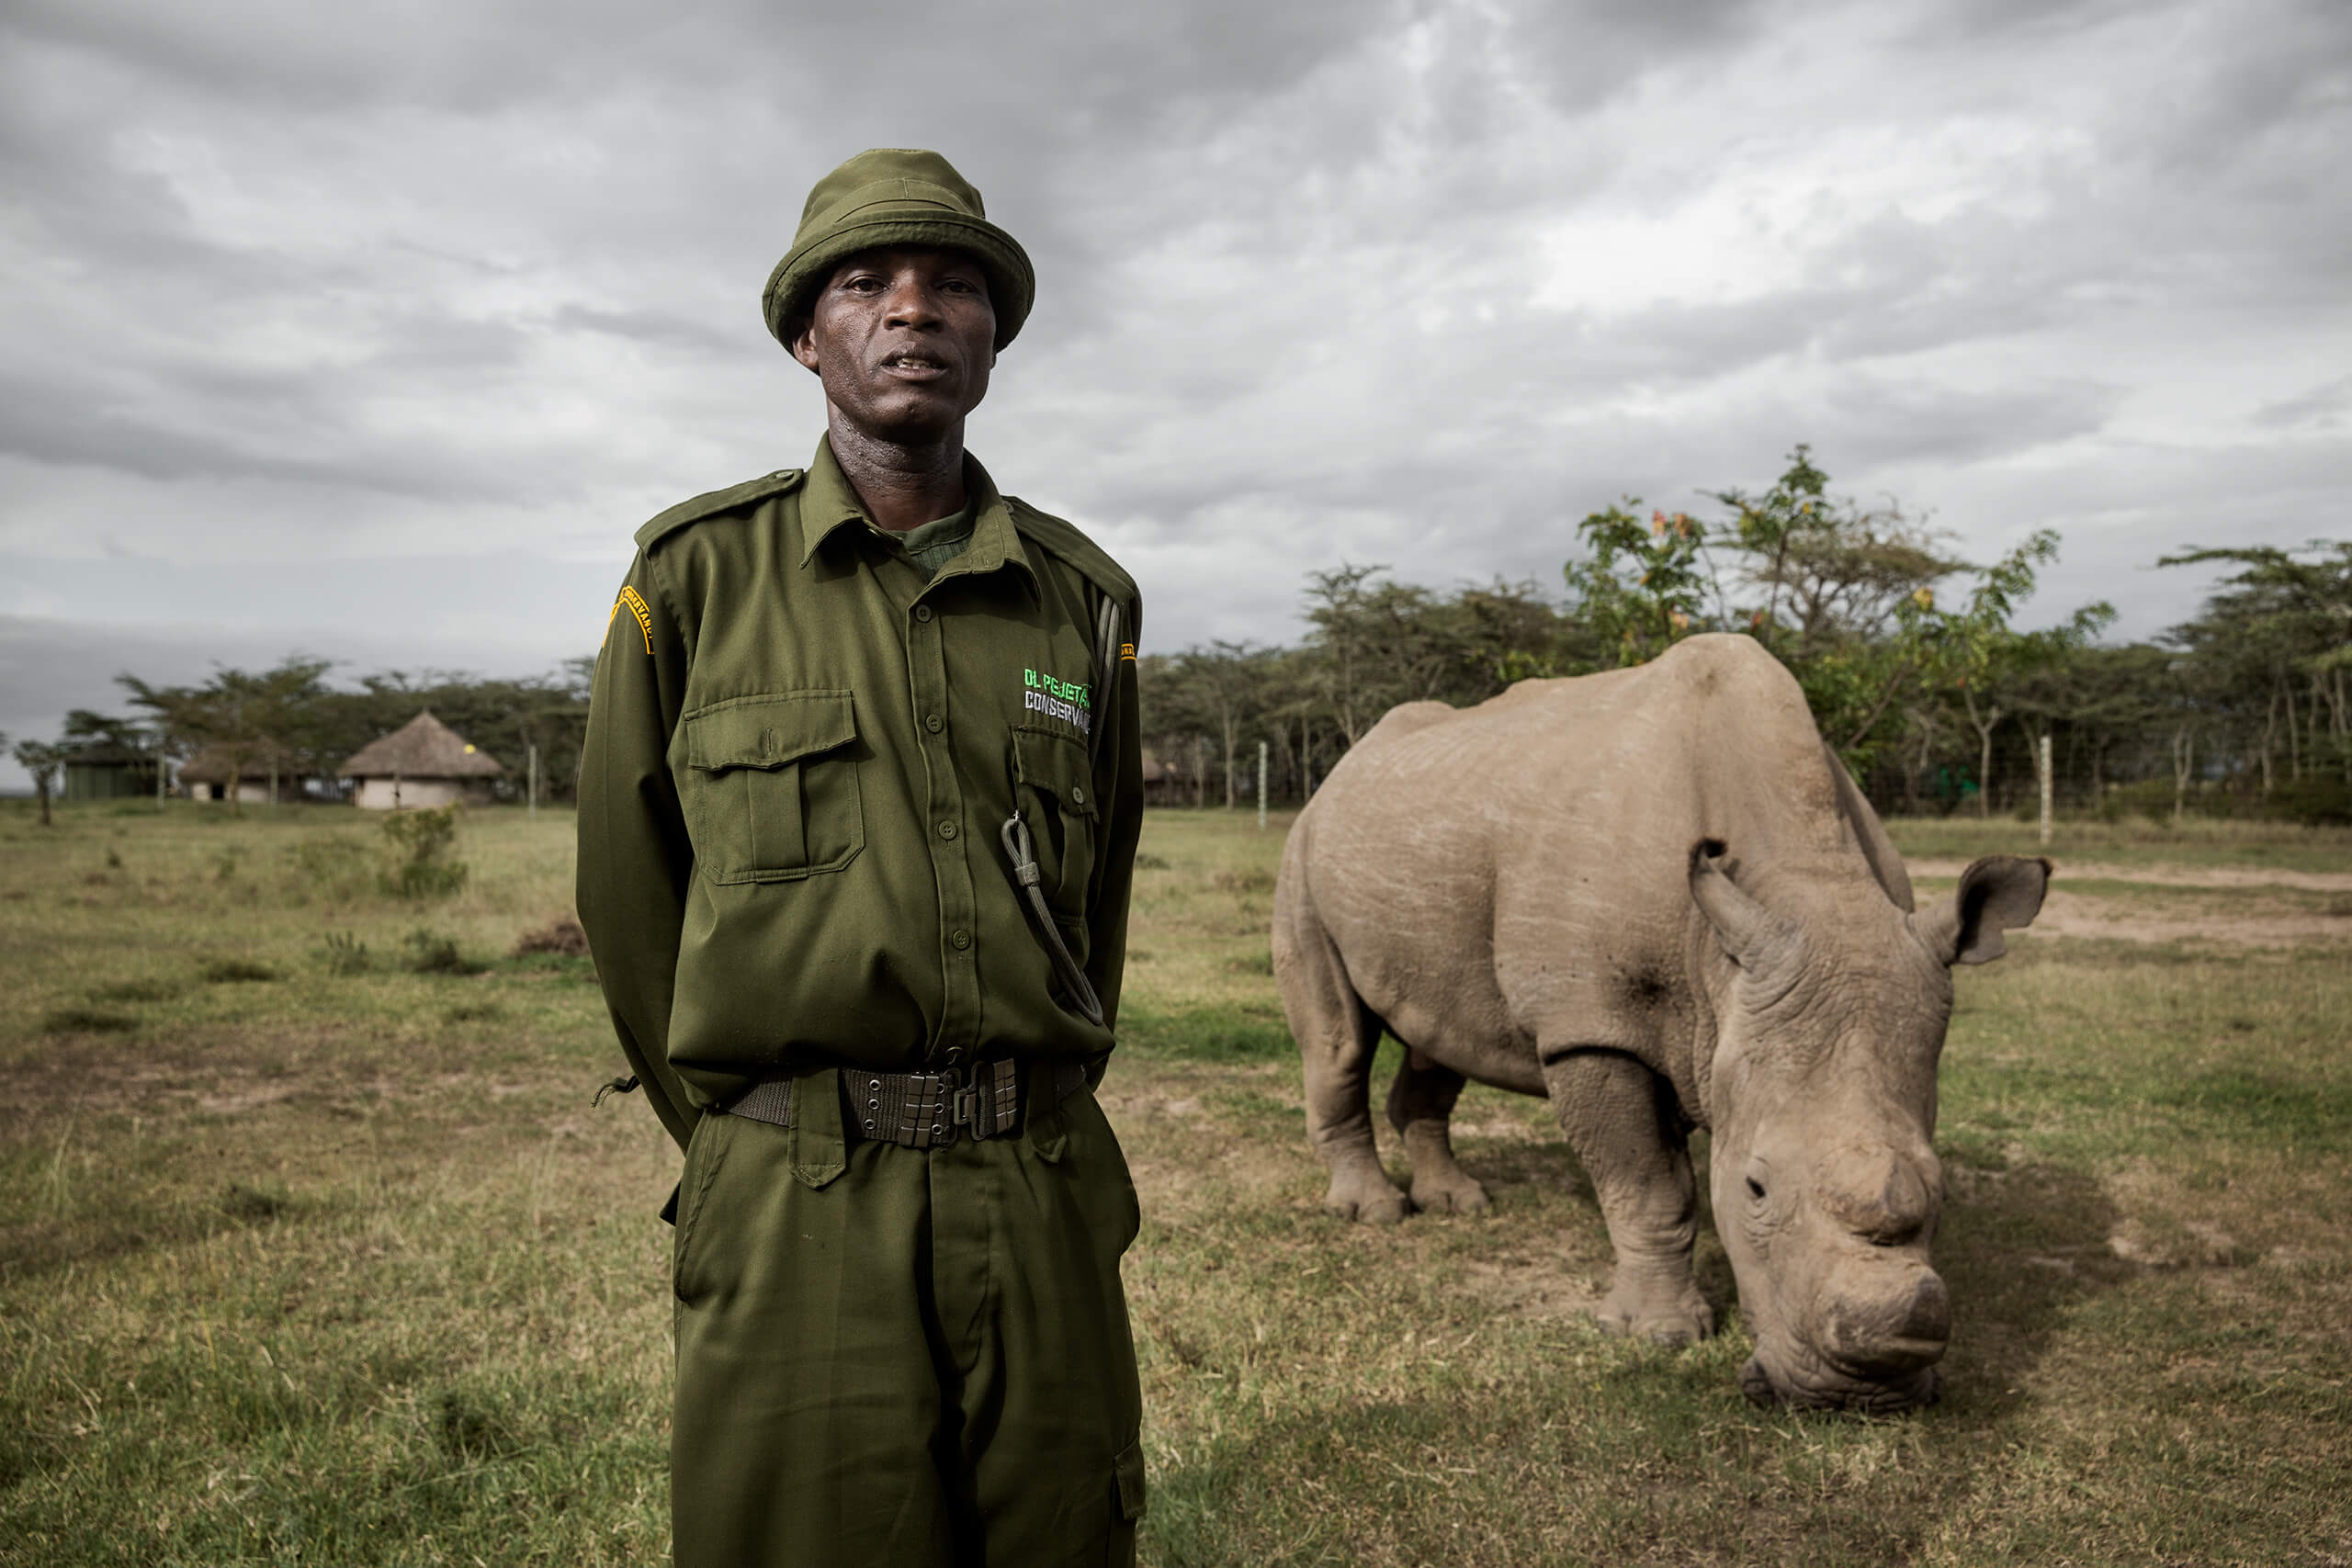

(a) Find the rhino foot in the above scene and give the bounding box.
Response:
[1323,1167,1413,1225]
[1592,1286,1715,1347]
[1409,1170,1491,1216]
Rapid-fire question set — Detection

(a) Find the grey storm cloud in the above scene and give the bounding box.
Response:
[2,0,2348,784]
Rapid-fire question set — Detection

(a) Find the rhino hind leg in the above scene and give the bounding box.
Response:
[1385,1052,1490,1215]
[1544,1048,1716,1347]
[1275,866,1411,1225]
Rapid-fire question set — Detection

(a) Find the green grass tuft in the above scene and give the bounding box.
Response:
[199,958,280,984]
[38,1006,140,1034]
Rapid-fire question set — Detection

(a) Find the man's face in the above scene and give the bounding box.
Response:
[791,245,997,444]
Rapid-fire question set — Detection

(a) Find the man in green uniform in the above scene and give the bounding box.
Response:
[576,148,1148,1567]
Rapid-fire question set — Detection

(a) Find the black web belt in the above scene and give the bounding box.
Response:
[722,1058,1089,1148]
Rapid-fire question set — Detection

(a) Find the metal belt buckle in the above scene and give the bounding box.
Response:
[909,1068,956,1149]
[953,1060,1017,1142]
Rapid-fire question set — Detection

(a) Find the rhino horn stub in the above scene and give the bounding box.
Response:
[1910,854,2052,966]
[1688,840,1800,973]
[1821,1147,1936,1246]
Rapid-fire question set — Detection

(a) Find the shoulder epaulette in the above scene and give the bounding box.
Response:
[634,468,806,552]
[1006,497,1139,608]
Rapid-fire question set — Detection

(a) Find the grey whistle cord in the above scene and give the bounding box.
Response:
[999,812,1105,1028]
[1090,595,1123,770]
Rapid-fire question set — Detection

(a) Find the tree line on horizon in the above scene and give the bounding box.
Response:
[7,660,596,818]
[1139,448,2352,827]
[12,447,2348,828]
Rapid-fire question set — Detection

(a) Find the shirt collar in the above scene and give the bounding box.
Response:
[797,434,1038,596]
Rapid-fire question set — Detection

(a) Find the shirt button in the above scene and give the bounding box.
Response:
[938,820,958,840]
[951,928,971,950]
[914,604,933,623]
[925,713,944,733]
[1070,785,1085,805]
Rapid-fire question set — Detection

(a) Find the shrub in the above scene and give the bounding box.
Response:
[199,958,279,984]
[2102,779,2179,824]
[435,1391,523,1460]
[290,836,375,897]
[88,979,180,1004]
[402,928,484,976]
[320,932,371,976]
[219,1183,288,1222]
[2267,775,2352,827]
[512,917,591,958]
[379,805,469,898]
[40,1008,139,1034]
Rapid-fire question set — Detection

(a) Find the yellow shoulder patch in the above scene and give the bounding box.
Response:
[608,585,654,653]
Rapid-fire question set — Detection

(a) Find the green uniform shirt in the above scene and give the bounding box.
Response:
[577,436,1144,1151]
[898,507,975,575]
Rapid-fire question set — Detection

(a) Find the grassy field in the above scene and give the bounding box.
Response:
[3,800,2348,1565]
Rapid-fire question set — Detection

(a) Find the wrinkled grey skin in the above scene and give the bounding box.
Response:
[1272,636,2048,1412]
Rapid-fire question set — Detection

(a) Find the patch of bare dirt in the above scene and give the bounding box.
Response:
[1458,1253,1605,1322]
[1905,859,2352,944]
[1102,1079,1317,1227]
[1448,1111,1555,1145]
[197,1084,300,1115]
[1909,859,2352,893]
[2018,888,2352,947]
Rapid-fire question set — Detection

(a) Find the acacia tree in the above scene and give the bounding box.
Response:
[1707,448,1972,773]
[1165,641,1272,809]
[1298,565,1474,744]
[13,738,67,827]
[1934,531,2114,817]
[1564,503,1710,668]
[1561,450,2107,786]
[119,657,334,814]
[2161,541,2352,784]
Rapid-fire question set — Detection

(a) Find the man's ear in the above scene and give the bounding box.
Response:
[1910,855,2051,966]
[790,321,821,374]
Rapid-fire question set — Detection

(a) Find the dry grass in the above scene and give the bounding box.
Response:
[3,798,2349,1564]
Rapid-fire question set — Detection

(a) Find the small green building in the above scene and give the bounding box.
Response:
[62,742,159,802]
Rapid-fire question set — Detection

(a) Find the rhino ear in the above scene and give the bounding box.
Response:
[1913,855,2051,966]
[1690,840,1787,966]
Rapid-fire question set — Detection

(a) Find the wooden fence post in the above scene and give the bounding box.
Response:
[2038,732,2053,847]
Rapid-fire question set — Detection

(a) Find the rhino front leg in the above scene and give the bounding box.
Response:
[1386,1052,1489,1215]
[1275,865,1411,1225]
[1544,1048,1715,1346]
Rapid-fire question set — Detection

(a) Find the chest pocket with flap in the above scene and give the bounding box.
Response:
[682,691,863,884]
[1012,724,1101,925]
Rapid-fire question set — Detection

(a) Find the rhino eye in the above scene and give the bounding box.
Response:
[1745,1177,1767,1201]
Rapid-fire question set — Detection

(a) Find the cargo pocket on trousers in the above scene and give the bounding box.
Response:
[683,691,864,885]
[671,1111,737,1304]
[1114,1436,1148,1527]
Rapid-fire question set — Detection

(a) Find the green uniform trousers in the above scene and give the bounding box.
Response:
[669,1067,1146,1567]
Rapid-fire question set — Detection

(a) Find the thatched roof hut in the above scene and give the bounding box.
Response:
[339,711,503,810]
[179,742,296,803]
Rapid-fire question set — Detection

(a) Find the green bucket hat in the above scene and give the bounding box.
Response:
[763,148,1035,353]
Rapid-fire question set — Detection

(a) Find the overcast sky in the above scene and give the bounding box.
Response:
[4,0,2347,786]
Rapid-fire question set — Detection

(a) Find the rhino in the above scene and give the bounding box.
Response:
[1272,634,2048,1412]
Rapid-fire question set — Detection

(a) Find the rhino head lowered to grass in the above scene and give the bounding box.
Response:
[1272,635,2049,1412]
